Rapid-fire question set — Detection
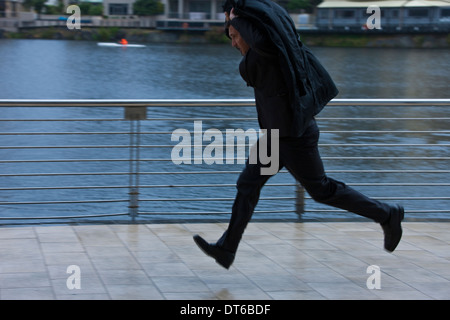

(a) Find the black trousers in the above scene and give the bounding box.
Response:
[217,119,391,253]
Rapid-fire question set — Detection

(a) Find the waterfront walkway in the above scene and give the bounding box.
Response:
[0,221,449,300]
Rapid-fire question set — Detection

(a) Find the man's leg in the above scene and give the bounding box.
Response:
[216,159,273,253]
[281,120,391,222]
[194,136,281,268]
[282,120,403,251]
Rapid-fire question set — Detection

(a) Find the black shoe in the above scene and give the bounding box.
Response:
[193,235,235,269]
[381,205,404,252]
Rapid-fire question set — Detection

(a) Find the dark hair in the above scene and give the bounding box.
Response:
[222,0,235,14]
[224,20,231,39]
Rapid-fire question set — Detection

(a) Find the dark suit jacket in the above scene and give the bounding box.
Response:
[231,17,293,137]
[227,0,339,137]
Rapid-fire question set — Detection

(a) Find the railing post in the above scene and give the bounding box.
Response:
[295,184,305,218]
[125,106,147,221]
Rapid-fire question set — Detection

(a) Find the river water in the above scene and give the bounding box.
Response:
[0,39,449,223]
[1,39,449,99]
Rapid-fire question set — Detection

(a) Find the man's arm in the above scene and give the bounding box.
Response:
[229,17,277,58]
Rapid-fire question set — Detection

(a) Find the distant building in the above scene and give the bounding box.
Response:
[316,0,450,31]
[163,0,224,20]
[158,0,226,30]
[99,0,226,29]
[103,0,134,15]
[101,0,224,19]
[0,0,35,31]
[0,0,23,18]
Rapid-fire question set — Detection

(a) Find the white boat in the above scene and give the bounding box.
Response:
[97,42,146,48]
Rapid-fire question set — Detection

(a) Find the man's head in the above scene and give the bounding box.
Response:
[228,24,250,56]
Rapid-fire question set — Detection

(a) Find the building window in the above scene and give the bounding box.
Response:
[318,9,329,19]
[109,4,128,15]
[441,8,450,17]
[189,0,210,13]
[0,1,5,18]
[407,8,429,18]
[335,10,355,19]
[9,1,16,17]
[390,10,399,18]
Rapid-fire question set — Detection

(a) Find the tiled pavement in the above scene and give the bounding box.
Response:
[0,221,449,300]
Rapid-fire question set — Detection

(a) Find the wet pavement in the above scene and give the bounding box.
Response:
[0,221,449,300]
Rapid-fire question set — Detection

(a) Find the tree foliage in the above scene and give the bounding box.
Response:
[23,0,47,14]
[133,0,164,16]
[285,0,322,13]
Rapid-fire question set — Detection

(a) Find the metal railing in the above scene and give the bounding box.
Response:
[0,99,449,224]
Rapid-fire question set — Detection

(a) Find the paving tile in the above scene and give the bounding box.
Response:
[74,225,123,247]
[287,266,354,283]
[35,226,79,243]
[0,258,47,274]
[106,284,163,300]
[267,290,326,300]
[307,281,379,300]
[1,287,55,300]
[163,292,220,300]
[152,276,211,294]
[47,263,98,280]
[371,289,432,300]
[57,293,110,300]
[0,238,41,255]
[51,276,107,296]
[289,238,338,251]
[40,241,85,254]
[183,223,227,236]
[407,281,450,299]
[247,274,310,292]
[99,269,153,285]
[383,265,448,283]
[0,227,35,239]
[143,262,195,277]
[90,256,142,271]
[131,249,181,263]
[0,272,51,288]
[208,286,272,300]
[42,251,91,267]
[193,269,254,289]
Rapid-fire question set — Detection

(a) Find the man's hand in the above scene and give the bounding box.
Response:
[225,7,237,21]
[230,8,237,20]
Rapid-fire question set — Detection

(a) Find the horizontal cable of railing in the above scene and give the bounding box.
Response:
[0,169,449,177]
[0,157,448,163]
[2,143,450,149]
[1,98,449,107]
[0,99,449,222]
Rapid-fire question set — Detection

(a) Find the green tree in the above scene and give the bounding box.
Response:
[287,0,311,12]
[78,2,103,16]
[44,0,64,15]
[133,0,164,16]
[23,0,47,17]
[285,0,322,13]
